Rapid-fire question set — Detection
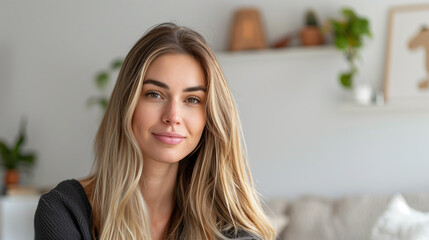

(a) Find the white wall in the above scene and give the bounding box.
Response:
[1,0,429,199]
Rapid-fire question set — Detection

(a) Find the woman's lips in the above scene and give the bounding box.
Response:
[153,132,185,145]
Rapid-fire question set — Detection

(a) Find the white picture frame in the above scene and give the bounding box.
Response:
[384,4,429,103]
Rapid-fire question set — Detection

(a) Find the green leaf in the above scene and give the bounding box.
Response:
[331,21,346,34]
[342,8,356,19]
[5,160,17,170]
[334,37,348,50]
[0,141,12,168]
[95,72,109,89]
[0,141,11,156]
[361,19,372,37]
[13,133,24,158]
[347,37,362,48]
[19,154,35,165]
[100,99,108,109]
[305,10,319,27]
[339,72,354,89]
[111,59,123,70]
[13,119,27,154]
[351,18,369,36]
[0,119,36,170]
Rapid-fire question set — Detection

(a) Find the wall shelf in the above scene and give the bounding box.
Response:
[339,101,429,113]
[215,45,338,62]
[216,46,429,113]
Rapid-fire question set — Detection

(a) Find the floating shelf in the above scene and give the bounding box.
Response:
[339,101,429,113]
[215,45,338,62]
[216,46,429,113]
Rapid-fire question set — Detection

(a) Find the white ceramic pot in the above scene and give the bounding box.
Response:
[354,83,373,105]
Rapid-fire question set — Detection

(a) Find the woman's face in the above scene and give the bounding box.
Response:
[132,54,207,164]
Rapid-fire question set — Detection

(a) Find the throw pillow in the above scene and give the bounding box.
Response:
[371,194,429,240]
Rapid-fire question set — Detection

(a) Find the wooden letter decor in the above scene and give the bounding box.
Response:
[229,8,267,51]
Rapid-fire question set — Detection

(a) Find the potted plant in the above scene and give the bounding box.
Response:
[87,58,123,112]
[300,9,324,46]
[330,8,372,89]
[0,120,36,185]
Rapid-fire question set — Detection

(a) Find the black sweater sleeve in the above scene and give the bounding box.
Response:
[34,180,94,240]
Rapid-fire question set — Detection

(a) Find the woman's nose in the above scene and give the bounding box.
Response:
[162,100,182,125]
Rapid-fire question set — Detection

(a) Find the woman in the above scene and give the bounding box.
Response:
[35,23,274,240]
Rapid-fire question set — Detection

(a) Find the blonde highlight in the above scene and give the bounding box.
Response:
[86,23,274,240]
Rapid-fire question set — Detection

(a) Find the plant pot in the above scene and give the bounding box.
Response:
[5,169,19,185]
[300,27,324,46]
[354,82,373,105]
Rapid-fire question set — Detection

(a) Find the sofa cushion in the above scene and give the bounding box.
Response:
[280,195,392,240]
[371,194,429,240]
[264,198,289,237]
[332,194,391,240]
[280,195,337,240]
[279,192,429,240]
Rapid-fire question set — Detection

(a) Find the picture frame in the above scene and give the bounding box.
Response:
[384,4,429,103]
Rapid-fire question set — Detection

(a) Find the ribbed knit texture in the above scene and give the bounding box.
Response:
[34,179,95,240]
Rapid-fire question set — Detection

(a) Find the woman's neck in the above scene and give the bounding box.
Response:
[141,160,179,239]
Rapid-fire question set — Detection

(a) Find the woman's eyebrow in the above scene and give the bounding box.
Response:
[143,79,169,89]
[143,79,206,92]
[183,86,206,92]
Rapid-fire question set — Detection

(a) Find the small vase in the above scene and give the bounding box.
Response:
[5,169,19,185]
[354,82,373,105]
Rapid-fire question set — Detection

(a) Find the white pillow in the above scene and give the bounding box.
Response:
[371,194,429,240]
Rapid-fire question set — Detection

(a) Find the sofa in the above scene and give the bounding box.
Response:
[266,192,429,240]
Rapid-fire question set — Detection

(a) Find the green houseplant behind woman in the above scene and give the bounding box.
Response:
[0,119,36,186]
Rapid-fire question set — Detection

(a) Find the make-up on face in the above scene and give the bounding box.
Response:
[132,54,207,165]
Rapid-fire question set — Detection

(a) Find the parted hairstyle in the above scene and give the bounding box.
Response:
[87,22,275,240]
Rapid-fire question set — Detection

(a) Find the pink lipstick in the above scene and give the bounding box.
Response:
[153,132,184,145]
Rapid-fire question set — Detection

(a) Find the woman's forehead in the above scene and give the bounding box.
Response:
[143,54,207,88]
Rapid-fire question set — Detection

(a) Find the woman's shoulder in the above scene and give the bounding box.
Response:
[42,179,86,197]
[34,179,94,240]
[37,179,91,212]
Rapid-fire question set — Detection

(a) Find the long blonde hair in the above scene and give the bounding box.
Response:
[88,23,274,240]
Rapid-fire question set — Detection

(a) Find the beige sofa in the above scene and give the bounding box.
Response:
[266,192,429,240]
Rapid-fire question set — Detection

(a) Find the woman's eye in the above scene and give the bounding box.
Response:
[185,97,201,104]
[146,91,163,99]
